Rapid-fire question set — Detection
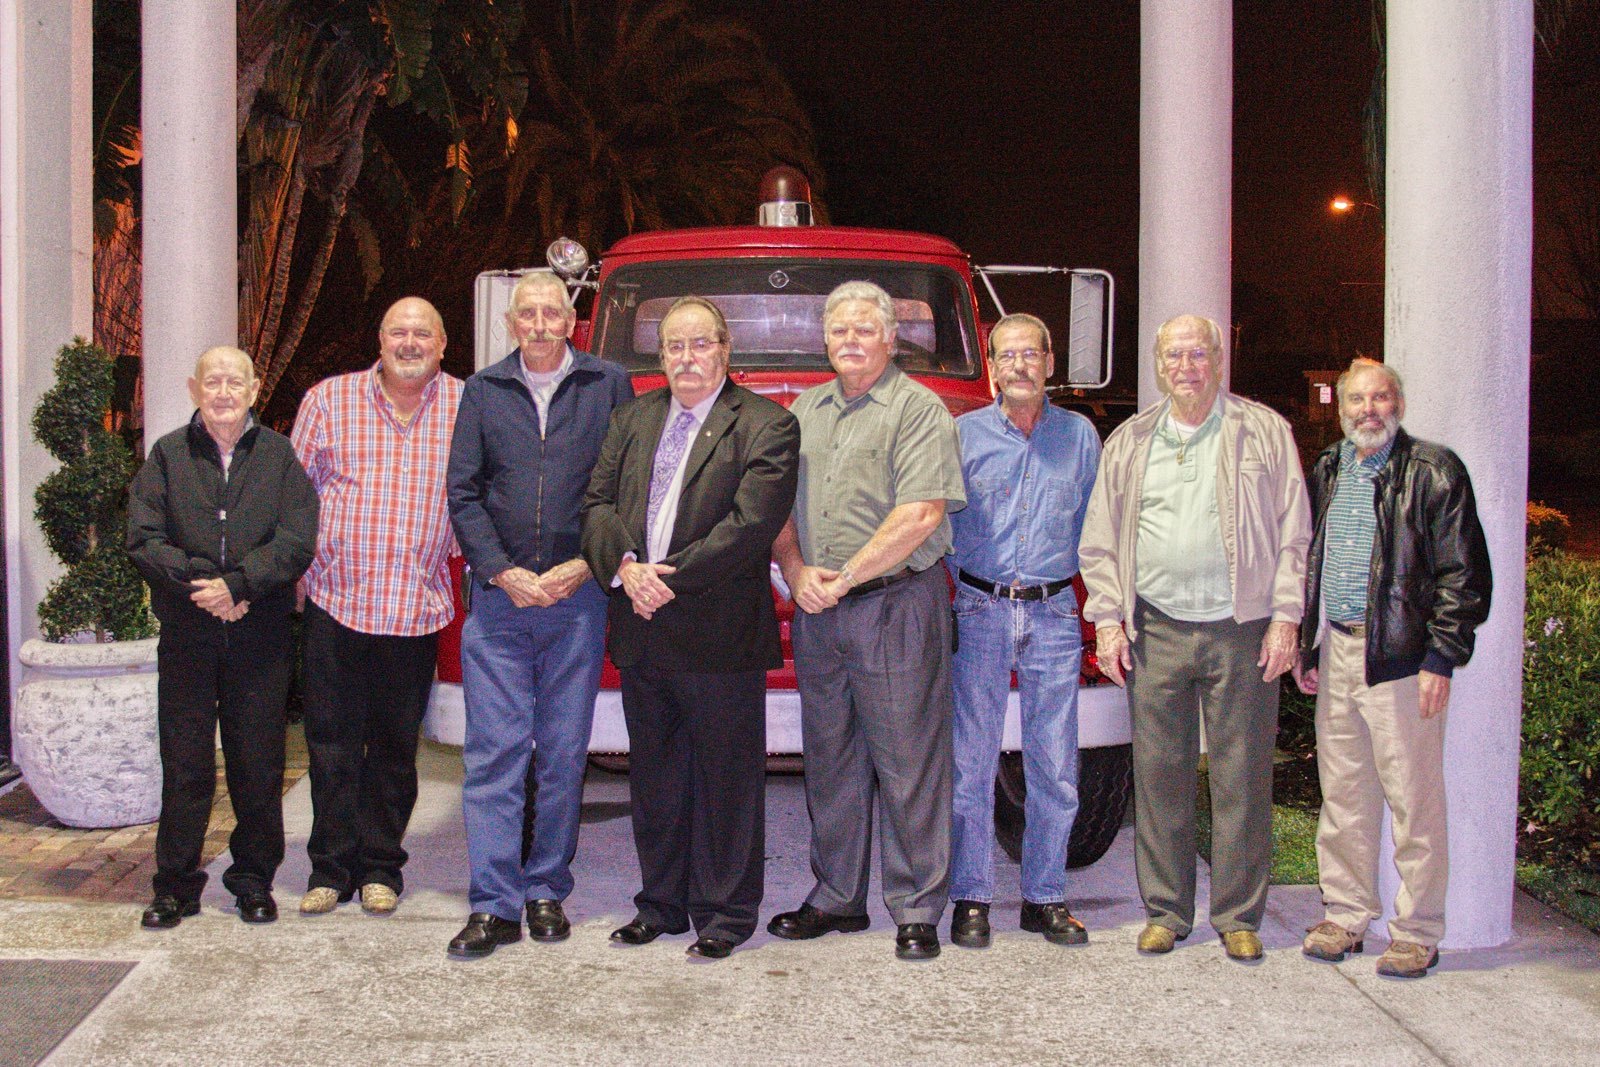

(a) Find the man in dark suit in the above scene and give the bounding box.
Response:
[582,295,800,961]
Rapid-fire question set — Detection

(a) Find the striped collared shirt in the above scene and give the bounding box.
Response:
[1321,436,1394,623]
[291,363,463,636]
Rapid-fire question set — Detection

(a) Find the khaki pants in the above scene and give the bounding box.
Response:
[1316,627,1449,946]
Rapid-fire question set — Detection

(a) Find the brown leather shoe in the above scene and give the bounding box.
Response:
[1303,920,1364,962]
[1221,930,1263,961]
[1137,923,1180,954]
[1376,940,1438,978]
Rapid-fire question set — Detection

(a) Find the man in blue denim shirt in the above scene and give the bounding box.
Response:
[946,313,1100,949]
[444,271,633,958]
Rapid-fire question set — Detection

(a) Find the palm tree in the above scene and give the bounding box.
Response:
[238,0,527,405]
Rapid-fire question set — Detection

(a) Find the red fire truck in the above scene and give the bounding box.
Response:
[425,169,1132,868]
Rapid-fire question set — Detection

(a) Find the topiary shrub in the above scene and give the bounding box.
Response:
[1521,548,1600,869]
[31,338,155,642]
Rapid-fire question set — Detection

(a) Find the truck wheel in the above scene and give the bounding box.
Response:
[993,743,1134,870]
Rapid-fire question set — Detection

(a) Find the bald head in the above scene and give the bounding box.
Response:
[188,346,260,448]
[379,296,446,388]
[193,346,254,383]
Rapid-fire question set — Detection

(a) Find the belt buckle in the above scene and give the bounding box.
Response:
[1003,581,1023,601]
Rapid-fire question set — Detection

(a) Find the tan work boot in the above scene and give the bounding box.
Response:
[1137,923,1179,954]
[1220,930,1263,961]
[1376,940,1438,979]
[360,883,399,914]
[299,887,340,915]
[1303,920,1364,962]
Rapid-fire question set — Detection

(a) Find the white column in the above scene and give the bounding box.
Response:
[141,0,236,441]
[1138,0,1232,406]
[1,0,94,673]
[1384,0,1531,949]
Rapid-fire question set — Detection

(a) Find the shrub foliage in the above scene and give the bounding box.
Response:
[1521,548,1600,868]
[31,338,155,642]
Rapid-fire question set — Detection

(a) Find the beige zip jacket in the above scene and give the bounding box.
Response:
[1080,393,1311,641]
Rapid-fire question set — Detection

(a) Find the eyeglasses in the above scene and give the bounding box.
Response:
[1159,347,1213,367]
[663,336,724,357]
[993,349,1048,367]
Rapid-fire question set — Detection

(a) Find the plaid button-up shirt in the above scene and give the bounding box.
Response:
[291,363,463,636]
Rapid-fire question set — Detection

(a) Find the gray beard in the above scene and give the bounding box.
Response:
[1343,411,1400,452]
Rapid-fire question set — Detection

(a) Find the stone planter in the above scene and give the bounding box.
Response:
[14,637,161,828]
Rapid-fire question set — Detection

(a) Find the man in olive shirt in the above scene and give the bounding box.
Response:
[769,280,966,961]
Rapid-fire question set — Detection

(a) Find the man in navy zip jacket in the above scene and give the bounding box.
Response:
[444,270,634,958]
[127,346,318,929]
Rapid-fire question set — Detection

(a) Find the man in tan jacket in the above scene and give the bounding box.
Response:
[1080,314,1310,962]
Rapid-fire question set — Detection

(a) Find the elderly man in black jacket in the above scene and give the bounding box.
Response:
[1294,357,1491,979]
[128,346,318,929]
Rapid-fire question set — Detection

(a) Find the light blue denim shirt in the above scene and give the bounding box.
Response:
[948,399,1101,585]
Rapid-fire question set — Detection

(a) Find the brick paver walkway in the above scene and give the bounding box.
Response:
[0,725,308,904]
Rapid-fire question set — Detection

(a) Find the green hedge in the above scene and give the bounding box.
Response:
[1521,549,1600,868]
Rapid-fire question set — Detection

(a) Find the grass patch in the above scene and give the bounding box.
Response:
[1196,766,1321,886]
[1516,860,1600,936]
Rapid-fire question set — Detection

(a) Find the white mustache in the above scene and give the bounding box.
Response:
[525,332,562,343]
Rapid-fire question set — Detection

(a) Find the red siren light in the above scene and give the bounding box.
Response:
[757,166,813,227]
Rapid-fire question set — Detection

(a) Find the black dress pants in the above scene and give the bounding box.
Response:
[619,663,767,944]
[153,615,291,902]
[302,601,439,896]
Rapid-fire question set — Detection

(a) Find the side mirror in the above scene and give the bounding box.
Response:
[974,266,1115,389]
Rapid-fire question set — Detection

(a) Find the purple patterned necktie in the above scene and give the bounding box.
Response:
[645,410,697,549]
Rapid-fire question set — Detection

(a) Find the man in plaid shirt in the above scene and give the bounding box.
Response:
[291,296,464,917]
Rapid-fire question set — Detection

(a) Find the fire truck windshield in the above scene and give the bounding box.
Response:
[593,259,981,378]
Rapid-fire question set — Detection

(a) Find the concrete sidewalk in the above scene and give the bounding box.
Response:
[2,740,1596,1066]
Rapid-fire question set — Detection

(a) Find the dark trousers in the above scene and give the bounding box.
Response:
[792,565,953,926]
[1126,600,1277,936]
[620,662,767,944]
[153,618,290,902]
[302,601,439,896]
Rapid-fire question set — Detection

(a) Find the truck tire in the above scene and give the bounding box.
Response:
[994,743,1133,870]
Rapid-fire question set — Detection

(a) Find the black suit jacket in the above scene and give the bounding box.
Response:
[582,380,800,674]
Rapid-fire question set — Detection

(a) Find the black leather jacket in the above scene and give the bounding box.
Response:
[1299,428,1492,685]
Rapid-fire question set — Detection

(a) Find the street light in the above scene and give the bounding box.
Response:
[1330,195,1379,215]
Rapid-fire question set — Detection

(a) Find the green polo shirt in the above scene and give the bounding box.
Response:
[1135,401,1233,622]
[789,362,965,574]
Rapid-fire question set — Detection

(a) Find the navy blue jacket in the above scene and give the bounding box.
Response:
[448,347,634,585]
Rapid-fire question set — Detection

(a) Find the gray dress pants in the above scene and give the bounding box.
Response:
[792,566,953,926]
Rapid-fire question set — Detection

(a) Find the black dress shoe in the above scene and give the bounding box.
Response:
[1020,901,1089,945]
[766,903,871,940]
[448,913,524,959]
[895,922,941,960]
[526,899,571,941]
[611,918,689,945]
[950,900,991,949]
[686,937,734,960]
[236,892,278,924]
[141,895,200,929]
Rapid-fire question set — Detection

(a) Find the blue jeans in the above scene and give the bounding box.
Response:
[950,584,1082,904]
[461,581,606,920]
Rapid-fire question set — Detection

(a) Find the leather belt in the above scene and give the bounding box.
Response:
[1330,619,1367,638]
[958,569,1074,602]
[842,567,920,599]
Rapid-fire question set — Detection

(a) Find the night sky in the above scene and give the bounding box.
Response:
[705,0,1383,398]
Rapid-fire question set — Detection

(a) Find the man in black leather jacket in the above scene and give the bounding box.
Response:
[1293,358,1491,980]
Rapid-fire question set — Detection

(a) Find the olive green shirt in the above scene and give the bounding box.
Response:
[789,363,966,574]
